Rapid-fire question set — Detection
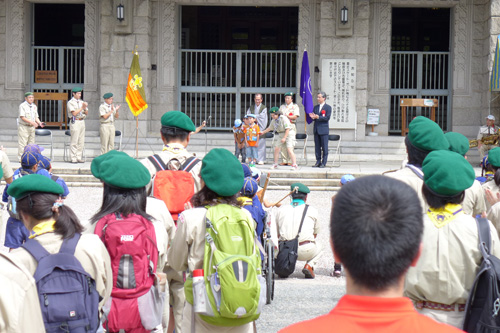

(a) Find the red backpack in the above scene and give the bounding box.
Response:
[94,213,160,332]
[147,155,200,221]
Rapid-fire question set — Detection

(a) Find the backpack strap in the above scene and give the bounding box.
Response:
[22,238,51,262]
[476,217,492,259]
[147,154,167,172]
[181,156,200,172]
[51,175,59,182]
[296,204,309,238]
[58,233,82,255]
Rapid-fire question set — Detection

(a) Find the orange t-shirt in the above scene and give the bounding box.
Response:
[245,124,260,147]
[279,295,464,333]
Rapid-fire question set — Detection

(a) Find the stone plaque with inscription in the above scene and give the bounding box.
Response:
[321,59,357,129]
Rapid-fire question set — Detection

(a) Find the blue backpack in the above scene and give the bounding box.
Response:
[22,233,100,333]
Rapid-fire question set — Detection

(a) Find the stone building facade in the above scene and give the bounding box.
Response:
[0,0,498,140]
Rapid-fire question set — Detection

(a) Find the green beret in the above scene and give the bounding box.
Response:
[7,174,64,199]
[291,182,310,194]
[201,148,244,196]
[24,92,34,97]
[72,87,83,93]
[488,147,500,168]
[92,154,150,189]
[407,116,449,151]
[91,150,129,177]
[422,150,474,196]
[161,111,196,132]
[103,93,113,99]
[444,132,469,156]
[284,92,293,97]
[269,107,280,114]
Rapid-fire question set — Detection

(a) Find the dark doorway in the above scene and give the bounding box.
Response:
[33,4,85,46]
[181,6,298,50]
[391,7,450,52]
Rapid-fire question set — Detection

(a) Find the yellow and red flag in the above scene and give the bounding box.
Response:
[126,52,148,117]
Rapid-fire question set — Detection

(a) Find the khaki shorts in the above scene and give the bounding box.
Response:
[273,132,295,149]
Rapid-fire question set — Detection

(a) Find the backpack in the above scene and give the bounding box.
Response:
[463,217,500,332]
[185,204,265,327]
[275,205,309,278]
[22,233,100,333]
[148,154,200,221]
[94,213,163,332]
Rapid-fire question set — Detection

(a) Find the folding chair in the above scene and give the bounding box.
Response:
[115,130,123,151]
[64,130,86,162]
[328,134,341,167]
[265,132,275,162]
[295,133,308,164]
[35,129,53,160]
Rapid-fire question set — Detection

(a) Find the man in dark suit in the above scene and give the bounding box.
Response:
[311,91,332,167]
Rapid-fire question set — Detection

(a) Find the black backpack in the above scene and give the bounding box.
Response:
[463,217,500,332]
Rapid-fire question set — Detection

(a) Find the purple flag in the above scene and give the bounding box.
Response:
[300,50,314,124]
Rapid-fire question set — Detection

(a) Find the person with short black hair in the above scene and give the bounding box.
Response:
[280,175,462,333]
[405,150,500,329]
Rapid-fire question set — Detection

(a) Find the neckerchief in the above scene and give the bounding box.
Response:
[292,199,305,207]
[426,203,463,228]
[162,143,186,153]
[29,220,56,239]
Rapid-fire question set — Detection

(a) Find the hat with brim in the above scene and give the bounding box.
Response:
[92,153,150,189]
[422,150,474,196]
[202,148,244,196]
[488,147,500,168]
[291,182,310,194]
[444,132,469,156]
[241,177,259,197]
[38,155,51,170]
[487,115,496,121]
[21,151,41,168]
[340,174,355,185]
[161,111,196,132]
[24,144,44,153]
[7,174,64,200]
[72,87,83,93]
[407,116,449,151]
[103,93,113,99]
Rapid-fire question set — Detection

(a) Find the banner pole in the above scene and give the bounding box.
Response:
[135,116,139,158]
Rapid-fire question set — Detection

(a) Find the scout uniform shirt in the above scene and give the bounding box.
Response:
[99,102,117,123]
[462,179,487,216]
[279,103,300,127]
[482,179,500,211]
[477,124,500,140]
[67,97,88,120]
[18,100,39,126]
[269,114,292,135]
[386,166,427,214]
[276,201,319,243]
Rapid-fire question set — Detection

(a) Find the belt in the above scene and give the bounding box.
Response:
[416,301,465,312]
[299,241,314,246]
[75,118,84,121]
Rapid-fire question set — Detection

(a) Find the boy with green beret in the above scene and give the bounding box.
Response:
[279,92,300,165]
[67,87,89,163]
[482,147,500,225]
[275,182,321,278]
[261,107,298,170]
[444,132,486,217]
[405,150,500,329]
[18,92,45,161]
[386,116,449,213]
[99,92,121,155]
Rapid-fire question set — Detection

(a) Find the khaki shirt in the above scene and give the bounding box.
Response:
[1,150,13,180]
[99,103,116,124]
[67,97,88,120]
[405,212,500,305]
[487,203,500,236]
[10,232,113,311]
[386,166,427,213]
[482,180,500,211]
[276,203,319,243]
[0,252,45,333]
[168,207,254,273]
[18,101,39,126]
[279,103,300,124]
[141,144,203,194]
[462,180,486,216]
[477,125,500,140]
[146,197,175,268]
[268,115,292,134]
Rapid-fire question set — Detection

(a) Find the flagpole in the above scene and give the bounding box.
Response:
[135,116,139,158]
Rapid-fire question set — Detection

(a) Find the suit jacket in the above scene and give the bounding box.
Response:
[313,103,332,135]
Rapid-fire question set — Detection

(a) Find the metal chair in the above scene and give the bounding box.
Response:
[35,129,53,160]
[328,134,341,167]
[294,133,308,164]
[63,130,86,162]
[115,130,123,151]
[265,132,275,161]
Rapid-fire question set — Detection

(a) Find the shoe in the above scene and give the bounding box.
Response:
[330,270,341,277]
[77,160,84,163]
[279,162,288,166]
[312,162,321,167]
[319,164,326,168]
[302,264,315,279]
[258,161,264,165]
[71,160,78,164]
[271,164,278,169]
[291,164,298,171]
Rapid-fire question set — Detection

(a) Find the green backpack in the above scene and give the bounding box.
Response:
[185,204,265,327]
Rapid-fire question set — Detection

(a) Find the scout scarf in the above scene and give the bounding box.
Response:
[427,203,463,228]
[29,219,56,239]
[162,143,186,153]
[291,199,305,207]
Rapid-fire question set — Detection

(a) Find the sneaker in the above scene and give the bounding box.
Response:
[271,164,278,169]
[291,164,298,170]
[330,270,341,278]
[257,161,264,165]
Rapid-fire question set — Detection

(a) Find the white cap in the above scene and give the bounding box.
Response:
[487,115,495,121]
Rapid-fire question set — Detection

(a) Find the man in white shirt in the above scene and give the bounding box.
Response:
[477,115,500,162]
[17,92,44,161]
[67,87,89,163]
